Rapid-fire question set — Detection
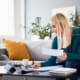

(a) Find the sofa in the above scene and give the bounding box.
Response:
[0,39,51,60]
[0,39,51,80]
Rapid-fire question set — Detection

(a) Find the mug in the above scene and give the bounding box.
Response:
[22,59,29,67]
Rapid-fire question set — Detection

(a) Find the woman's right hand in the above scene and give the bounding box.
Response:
[31,63,41,68]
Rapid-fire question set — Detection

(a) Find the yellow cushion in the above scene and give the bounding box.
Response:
[3,39,31,60]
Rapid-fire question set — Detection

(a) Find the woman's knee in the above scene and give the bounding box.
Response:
[65,60,80,68]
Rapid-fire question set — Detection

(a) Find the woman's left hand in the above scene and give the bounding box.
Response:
[57,53,67,61]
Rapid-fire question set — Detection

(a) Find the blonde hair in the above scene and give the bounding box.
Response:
[50,13,72,49]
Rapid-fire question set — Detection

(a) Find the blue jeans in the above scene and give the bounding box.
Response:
[65,60,80,80]
[56,60,80,80]
[65,60,80,72]
[56,60,80,71]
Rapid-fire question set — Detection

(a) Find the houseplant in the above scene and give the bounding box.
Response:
[31,17,51,39]
[70,13,80,27]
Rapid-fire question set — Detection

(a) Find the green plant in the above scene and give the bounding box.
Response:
[70,13,80,27]
[31,17,51,39]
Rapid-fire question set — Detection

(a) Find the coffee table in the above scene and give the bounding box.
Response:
[0,61,80,80]
[0,66,80,80]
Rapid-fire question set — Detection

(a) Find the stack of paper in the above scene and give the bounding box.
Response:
[49,67,77,76]
[42,47,63,57]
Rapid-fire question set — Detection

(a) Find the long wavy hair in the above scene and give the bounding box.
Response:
[50,13,72,49]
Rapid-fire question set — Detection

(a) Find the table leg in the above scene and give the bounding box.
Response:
[24,76,28,80]
[0,76,2,80]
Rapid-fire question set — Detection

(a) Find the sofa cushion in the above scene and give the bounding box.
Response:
[26,40,51,61]
[2,39,30,60]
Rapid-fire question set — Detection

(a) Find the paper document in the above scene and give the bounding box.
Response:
[42,47,63,57]
[32,65,63,72]
[22,65,63,72]
[0,66,7,74]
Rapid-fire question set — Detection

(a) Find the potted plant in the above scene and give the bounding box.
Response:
[70,13,80,27]
[31,17,51,39]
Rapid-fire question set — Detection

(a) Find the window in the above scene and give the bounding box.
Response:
[0,0,14,36]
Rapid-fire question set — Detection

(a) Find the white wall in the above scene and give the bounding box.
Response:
[14,0,80,39]
[26,0,80,29]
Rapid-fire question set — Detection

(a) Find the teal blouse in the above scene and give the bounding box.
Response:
[41,27,80,67]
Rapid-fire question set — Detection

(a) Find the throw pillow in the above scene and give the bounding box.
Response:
[2,39,31,60]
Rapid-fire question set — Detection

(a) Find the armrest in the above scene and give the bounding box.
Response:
[0,48,8,60]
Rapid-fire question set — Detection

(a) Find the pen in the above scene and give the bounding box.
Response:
[21,70,33,74]
[32,59,34,65]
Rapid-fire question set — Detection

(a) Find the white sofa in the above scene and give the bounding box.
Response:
[26,40,51,61]
[0,39,51,60]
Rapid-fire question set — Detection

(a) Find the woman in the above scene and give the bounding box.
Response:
[31,13,80,71]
